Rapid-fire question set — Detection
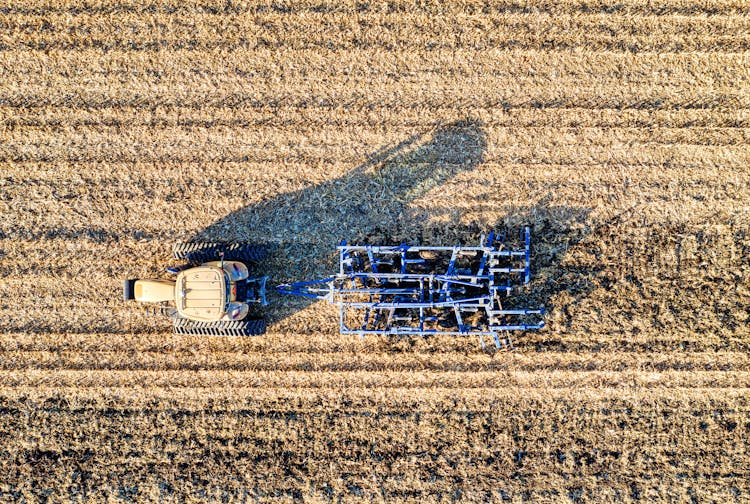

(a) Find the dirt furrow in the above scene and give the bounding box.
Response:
[1,369,748,389]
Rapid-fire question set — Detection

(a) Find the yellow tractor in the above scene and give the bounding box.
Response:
[123,242,268,335]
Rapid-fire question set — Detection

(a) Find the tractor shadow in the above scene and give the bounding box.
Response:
[189,119,600,340]
[188,119,489,324]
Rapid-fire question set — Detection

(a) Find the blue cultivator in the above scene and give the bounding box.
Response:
[278,228,545,348]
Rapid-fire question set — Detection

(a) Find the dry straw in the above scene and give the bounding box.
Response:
[0,0,748,500]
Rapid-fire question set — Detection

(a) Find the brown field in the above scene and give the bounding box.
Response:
[1,0,749,501]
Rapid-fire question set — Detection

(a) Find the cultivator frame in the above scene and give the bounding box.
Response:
[278,228,544,348]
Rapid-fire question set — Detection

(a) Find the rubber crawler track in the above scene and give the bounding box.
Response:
[172,318,267,336]
[172,242,268,263]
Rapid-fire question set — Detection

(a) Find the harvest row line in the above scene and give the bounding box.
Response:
[2,12,748,52]
[1,85,748,109]
[1,369,748,388]
[3,0,749,16]
[3,49,748,82]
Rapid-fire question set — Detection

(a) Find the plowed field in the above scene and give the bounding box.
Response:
[1,0,749,501]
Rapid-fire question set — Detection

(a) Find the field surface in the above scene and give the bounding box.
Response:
[1,0,749,501]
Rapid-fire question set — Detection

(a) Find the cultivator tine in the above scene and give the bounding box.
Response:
[484,232,494,247]
[361,294,374,330]
[446,247,459,276]
[454,306,465,332]
[523,226,531,284]
[478,242,491,276]
[366,246,378,274]
[488,331,513,350]
[493,333,502,348]
[372,305,384,331]
[340,241,354,275]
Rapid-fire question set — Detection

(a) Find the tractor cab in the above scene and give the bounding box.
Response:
[175,261,259,322]
[123,241,268,336]
[125,261,266,322]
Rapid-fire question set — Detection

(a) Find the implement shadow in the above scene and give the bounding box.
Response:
[188,120,488,324]
[491,204,595,346]
[365,203,595,352]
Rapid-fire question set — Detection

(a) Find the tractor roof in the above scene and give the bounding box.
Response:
[175,266,227,321]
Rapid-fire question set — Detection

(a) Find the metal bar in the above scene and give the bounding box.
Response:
[477,238,491,275]
[336,277,488,290]
[489,284,514,295]
[489,323,546,331]
[446,247,459,276]
[338,328,504,336]
[492,250,527,257]
[454,306,464,332]
[338,299,490,309]
[432,277,489,288]
[366,246,378,274]
[485,232,495,248]
[487,308,545,315]
[362,294,373,330]
[337,245,492,253]
[276,277,335,300]
[385,308,395,329]
[337,288,422,295]
[341,272,492,281]
[524,226,531,284]
[340,241,346,275]
[488,267,526,273]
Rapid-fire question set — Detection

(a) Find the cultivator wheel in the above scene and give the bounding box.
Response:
[172,242,267,263]
[173,318,266,336]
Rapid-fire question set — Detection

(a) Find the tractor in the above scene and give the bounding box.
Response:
[123,243,268,336]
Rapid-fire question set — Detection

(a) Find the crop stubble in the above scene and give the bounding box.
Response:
[0,0,748,501]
